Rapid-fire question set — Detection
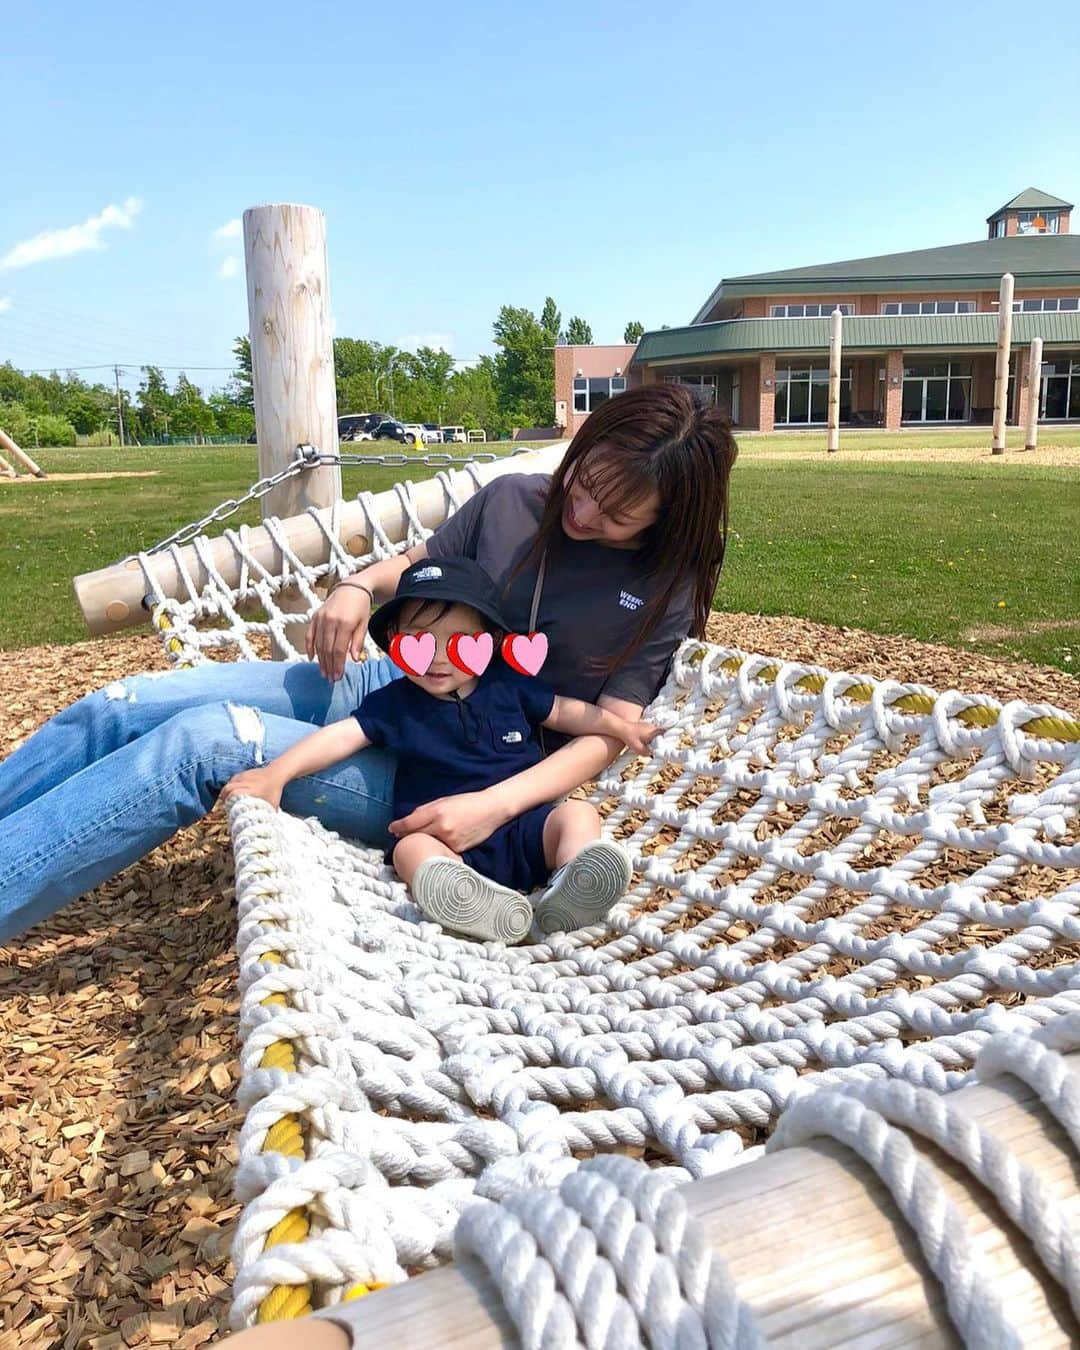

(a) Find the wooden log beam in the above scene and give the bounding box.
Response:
[228,1048,1080,1349]
[72,445,570,636]
[1025,337,1044,452]
[992,272,1015,455]
[244,203,342,657]
[826,307,843,454]
[0,452,16,479]
[0,427,45,477]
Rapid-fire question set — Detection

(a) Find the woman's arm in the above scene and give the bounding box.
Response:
[388,695,646,852]
[307,541,429,682]
[219,718,371,808]
[544,695,658,756]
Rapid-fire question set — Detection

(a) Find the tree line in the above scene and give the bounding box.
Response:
[0,301,647,446]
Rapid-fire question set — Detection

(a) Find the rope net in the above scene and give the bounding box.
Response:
[224,640,1080,1329]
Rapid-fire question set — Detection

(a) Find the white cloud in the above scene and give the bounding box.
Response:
[1,197,142,270]
[0,297,10,312]
[395,332,454,353]
[213,218,242,241]
[218,256,239,280]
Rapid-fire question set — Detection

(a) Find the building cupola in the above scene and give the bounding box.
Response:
[987,189,1073,239]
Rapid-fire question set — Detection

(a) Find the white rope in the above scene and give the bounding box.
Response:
[225,645,1080,1327]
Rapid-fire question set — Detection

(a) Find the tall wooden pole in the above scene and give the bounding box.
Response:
[243,203,342,657]
[1024,337,1043,451]
[827,307,843,453]
[991,272,1014,455]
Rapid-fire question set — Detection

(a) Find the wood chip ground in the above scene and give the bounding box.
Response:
[1,620,1076,1347]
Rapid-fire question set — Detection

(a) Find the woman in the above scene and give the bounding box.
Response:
[0,385,736,942]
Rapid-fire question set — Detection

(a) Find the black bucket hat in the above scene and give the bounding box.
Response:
[368,557,512,654]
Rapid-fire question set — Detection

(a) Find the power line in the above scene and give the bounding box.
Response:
[13,362,236,373]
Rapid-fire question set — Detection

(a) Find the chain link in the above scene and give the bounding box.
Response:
[121,442,523,563]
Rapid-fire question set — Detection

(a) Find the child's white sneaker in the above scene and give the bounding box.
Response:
[412,857,533,944]
[532,840,632,935]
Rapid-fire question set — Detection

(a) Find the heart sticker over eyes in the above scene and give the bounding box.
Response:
[389,632,436,677]
[502,631,548,677]
[447,631,493,677]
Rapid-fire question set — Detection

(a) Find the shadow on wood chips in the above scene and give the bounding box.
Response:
[0,616,1075,1347]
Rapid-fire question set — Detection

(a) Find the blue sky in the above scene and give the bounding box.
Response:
[3,0,1079,393]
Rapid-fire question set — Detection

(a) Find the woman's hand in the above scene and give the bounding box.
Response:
[389,790,511,853]
[307,582,373,683]
[219,767,286,810]
[618,720,661,756]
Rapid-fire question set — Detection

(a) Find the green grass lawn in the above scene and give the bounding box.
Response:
[1,437,1077,674]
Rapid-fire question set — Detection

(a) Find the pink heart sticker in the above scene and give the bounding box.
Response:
[448,631,493,677]
[390,632,436,677]
[502,631,548,677]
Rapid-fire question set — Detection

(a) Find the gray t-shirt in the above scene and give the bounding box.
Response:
[426,472,693,712]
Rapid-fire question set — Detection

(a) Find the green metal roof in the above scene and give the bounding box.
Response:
[693,235,1080,317]
[633,310,1080,365]
[987,188,1074,220]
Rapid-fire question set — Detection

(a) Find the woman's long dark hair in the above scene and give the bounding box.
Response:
[507,383,737,678]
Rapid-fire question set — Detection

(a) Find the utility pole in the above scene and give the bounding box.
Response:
[114,366,126,448]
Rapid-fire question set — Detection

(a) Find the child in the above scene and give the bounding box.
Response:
[220,557,658,944]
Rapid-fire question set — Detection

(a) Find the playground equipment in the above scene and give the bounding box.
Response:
[0,427,45,478]
[70,204,1080,1344]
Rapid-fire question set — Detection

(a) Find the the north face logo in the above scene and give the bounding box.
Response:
[412,566,443,582]
[502,730,523,743]
[619,589,644,611]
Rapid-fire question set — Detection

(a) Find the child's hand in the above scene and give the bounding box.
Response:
[219,767,285,810]
[620,720,661,755]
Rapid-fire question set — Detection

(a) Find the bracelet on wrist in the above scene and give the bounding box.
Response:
[335,577,376,606]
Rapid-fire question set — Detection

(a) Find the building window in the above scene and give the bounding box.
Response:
[1041,355,1080,420]
[573,375,626,413]
[991,218,1006,238]
[664,373,718,406]
[769,303,854,318]
[881,300,976,315]
[901,361,972,423]
[1017,210,1060,235]
[774,363,852,425]
[993,296,1080,313]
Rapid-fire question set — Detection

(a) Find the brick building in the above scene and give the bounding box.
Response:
[554,189,1080,432]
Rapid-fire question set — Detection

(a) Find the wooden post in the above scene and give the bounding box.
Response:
[73,444,570,636]
[827,307,843,453]
[0,452,15,478]
[0,427,45,477]
[991,272,1015,455]
[227,1047,1080,1349]
[1025,337,1043,451]
[243,203,342,656]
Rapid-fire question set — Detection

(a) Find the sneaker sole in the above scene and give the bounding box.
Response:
[413,858,532,944]
[533,840,632,935]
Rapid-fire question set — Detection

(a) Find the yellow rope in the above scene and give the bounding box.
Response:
[255,946,314,1321]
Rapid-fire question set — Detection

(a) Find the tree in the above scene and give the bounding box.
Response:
[208,393,256,440]
[565,316,594,345]
[623,320,644,344]
[540,297,562,347]
[407,345,456,424]
[170,373,218,441]
[66,391,108,436]
[446,358,500,435]
[491,305,554,429]
[137,366,174,439]
[230,336,254,411]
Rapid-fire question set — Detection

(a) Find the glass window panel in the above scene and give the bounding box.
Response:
[902,380,923,420]
[774,387,787,423]
[883,303,899,315]
[901,302,919,315]
[811,366,829,383]
[948,361,972,377]
[611,378,627,393]
[770,306,784,317]
[573,392,587,412]
[573,378,587,391]
[789,305,804,318]
[947,376,970,421]
[1022,299,1042,312]
[810,381,828,422]
[1044,377,1069,419]
[1070,377,1080,421]
[1060,297,1079,310]
[958,301,975,312]
[924,379,949,421]
[787,379,809,423]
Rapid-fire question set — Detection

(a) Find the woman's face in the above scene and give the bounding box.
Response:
[561,450,661,548]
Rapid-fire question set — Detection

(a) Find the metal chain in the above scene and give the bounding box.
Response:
[124,442,522,561]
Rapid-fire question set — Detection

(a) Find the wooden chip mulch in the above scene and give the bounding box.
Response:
[0,620,1076,1349]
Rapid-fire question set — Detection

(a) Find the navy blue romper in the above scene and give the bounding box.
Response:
[353,665,558,893]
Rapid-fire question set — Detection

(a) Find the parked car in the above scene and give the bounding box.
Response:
[421,423,443,444]
[401,423,426,445]
[441,425,468,444]
[338,412,388,442]
[372,418,409,443]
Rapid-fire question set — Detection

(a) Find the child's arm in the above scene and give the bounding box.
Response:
[219,718,371,809]
[543,696,660,756]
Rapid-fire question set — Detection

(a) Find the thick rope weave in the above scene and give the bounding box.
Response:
[226,640,1079,1329]
[449,1017,1080,1348]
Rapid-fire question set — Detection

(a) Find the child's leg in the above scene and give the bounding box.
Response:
[533,804,631,936]
[392,832,459,887]
[541,800,602,870]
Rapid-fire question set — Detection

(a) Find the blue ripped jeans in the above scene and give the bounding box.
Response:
[0,658,403,943]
